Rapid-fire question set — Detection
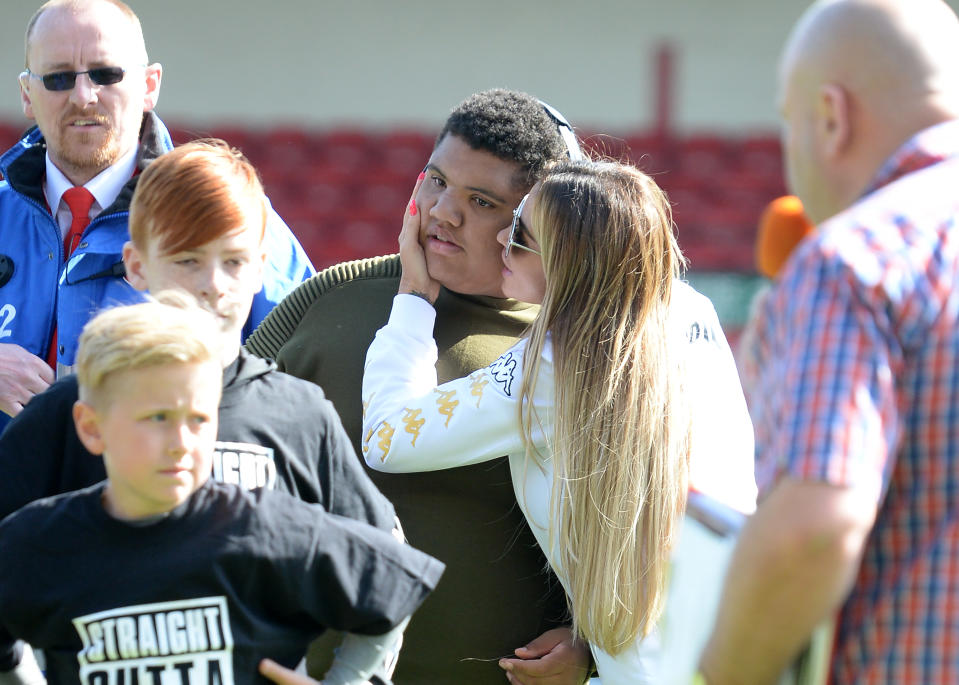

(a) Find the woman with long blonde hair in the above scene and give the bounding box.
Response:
[362,159,755,682]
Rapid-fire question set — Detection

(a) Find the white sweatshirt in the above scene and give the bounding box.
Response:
[362,281,756,684]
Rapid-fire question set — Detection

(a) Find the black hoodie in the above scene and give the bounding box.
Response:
[0,349,396,532]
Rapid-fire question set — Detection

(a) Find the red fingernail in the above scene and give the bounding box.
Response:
[417,171,426,181]
[409,199,417,216]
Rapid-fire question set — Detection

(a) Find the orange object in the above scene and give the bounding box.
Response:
[755,195,814,279]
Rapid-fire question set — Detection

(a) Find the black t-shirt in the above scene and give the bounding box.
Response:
[0,351,396,533]
[0,480,444,684]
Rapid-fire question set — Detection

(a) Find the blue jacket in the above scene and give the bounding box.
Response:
[0,113,314,432]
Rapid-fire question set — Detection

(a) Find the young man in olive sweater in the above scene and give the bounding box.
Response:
[245,89,591,685]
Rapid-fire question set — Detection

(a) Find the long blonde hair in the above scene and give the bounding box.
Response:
[519,160,690,654]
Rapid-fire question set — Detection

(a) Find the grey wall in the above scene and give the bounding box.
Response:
[4,1,959,134]
[0,1,814,134]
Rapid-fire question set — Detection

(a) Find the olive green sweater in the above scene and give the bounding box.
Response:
[245,255,568,685]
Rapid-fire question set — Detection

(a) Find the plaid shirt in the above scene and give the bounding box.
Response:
[751,120,959,684]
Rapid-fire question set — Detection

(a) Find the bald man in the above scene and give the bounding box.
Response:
[0,0,312,432]
[698,1,959,683]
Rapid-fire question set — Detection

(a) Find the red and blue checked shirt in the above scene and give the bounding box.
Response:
[751,120,959,684]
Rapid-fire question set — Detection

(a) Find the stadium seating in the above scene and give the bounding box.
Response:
[0,121,784,273]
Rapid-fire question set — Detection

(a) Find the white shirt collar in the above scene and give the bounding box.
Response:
[43,146,139,234]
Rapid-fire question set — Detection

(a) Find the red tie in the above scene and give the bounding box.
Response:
[62,186,96,259]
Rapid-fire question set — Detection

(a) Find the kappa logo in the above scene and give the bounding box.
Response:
[489,351,518,397]
[402,408,425,446]
[686,320,721,348]
[73,596,235,685]
[362,395,372,421]
[211,442,276,491]
[376,422,395,461]
[432,389,458,427]
[468,371,489,408]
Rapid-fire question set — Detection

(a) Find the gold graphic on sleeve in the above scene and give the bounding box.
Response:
[376,422,395,461]
[469,372,488,408]
[362,394,372,420]
[402,408,425,446]
[434,389,459,427]
[362,426,374,455]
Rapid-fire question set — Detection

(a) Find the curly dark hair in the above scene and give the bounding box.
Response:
[436,89,571,187]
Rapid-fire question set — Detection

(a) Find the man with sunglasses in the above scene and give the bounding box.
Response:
[0,0,313,432]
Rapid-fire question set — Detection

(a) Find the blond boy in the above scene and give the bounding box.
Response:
[0,302,443,685]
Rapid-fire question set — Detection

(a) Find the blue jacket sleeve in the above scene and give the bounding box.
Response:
[243,203,315,341]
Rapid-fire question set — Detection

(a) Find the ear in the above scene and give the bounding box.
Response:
[122,240,150,291]
[142,62,162,112]
[73,401,105,456]
[817,83,851,159]
[19,73,35,120]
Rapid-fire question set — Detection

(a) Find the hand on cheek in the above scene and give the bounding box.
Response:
[398,171,440,304]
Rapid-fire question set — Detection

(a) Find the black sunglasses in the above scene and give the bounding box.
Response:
[21,66,126,92]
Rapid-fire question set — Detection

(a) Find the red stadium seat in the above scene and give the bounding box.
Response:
[580,132,630,162]
[675,134,734,180]
[258,126,317,170]
[737,135,783,179]
[377,129,435,177]
[624,134,673,175]
[317,129,375,172]
[205,125,266,161]
[353,169,412,218]
[0,122,25,158]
